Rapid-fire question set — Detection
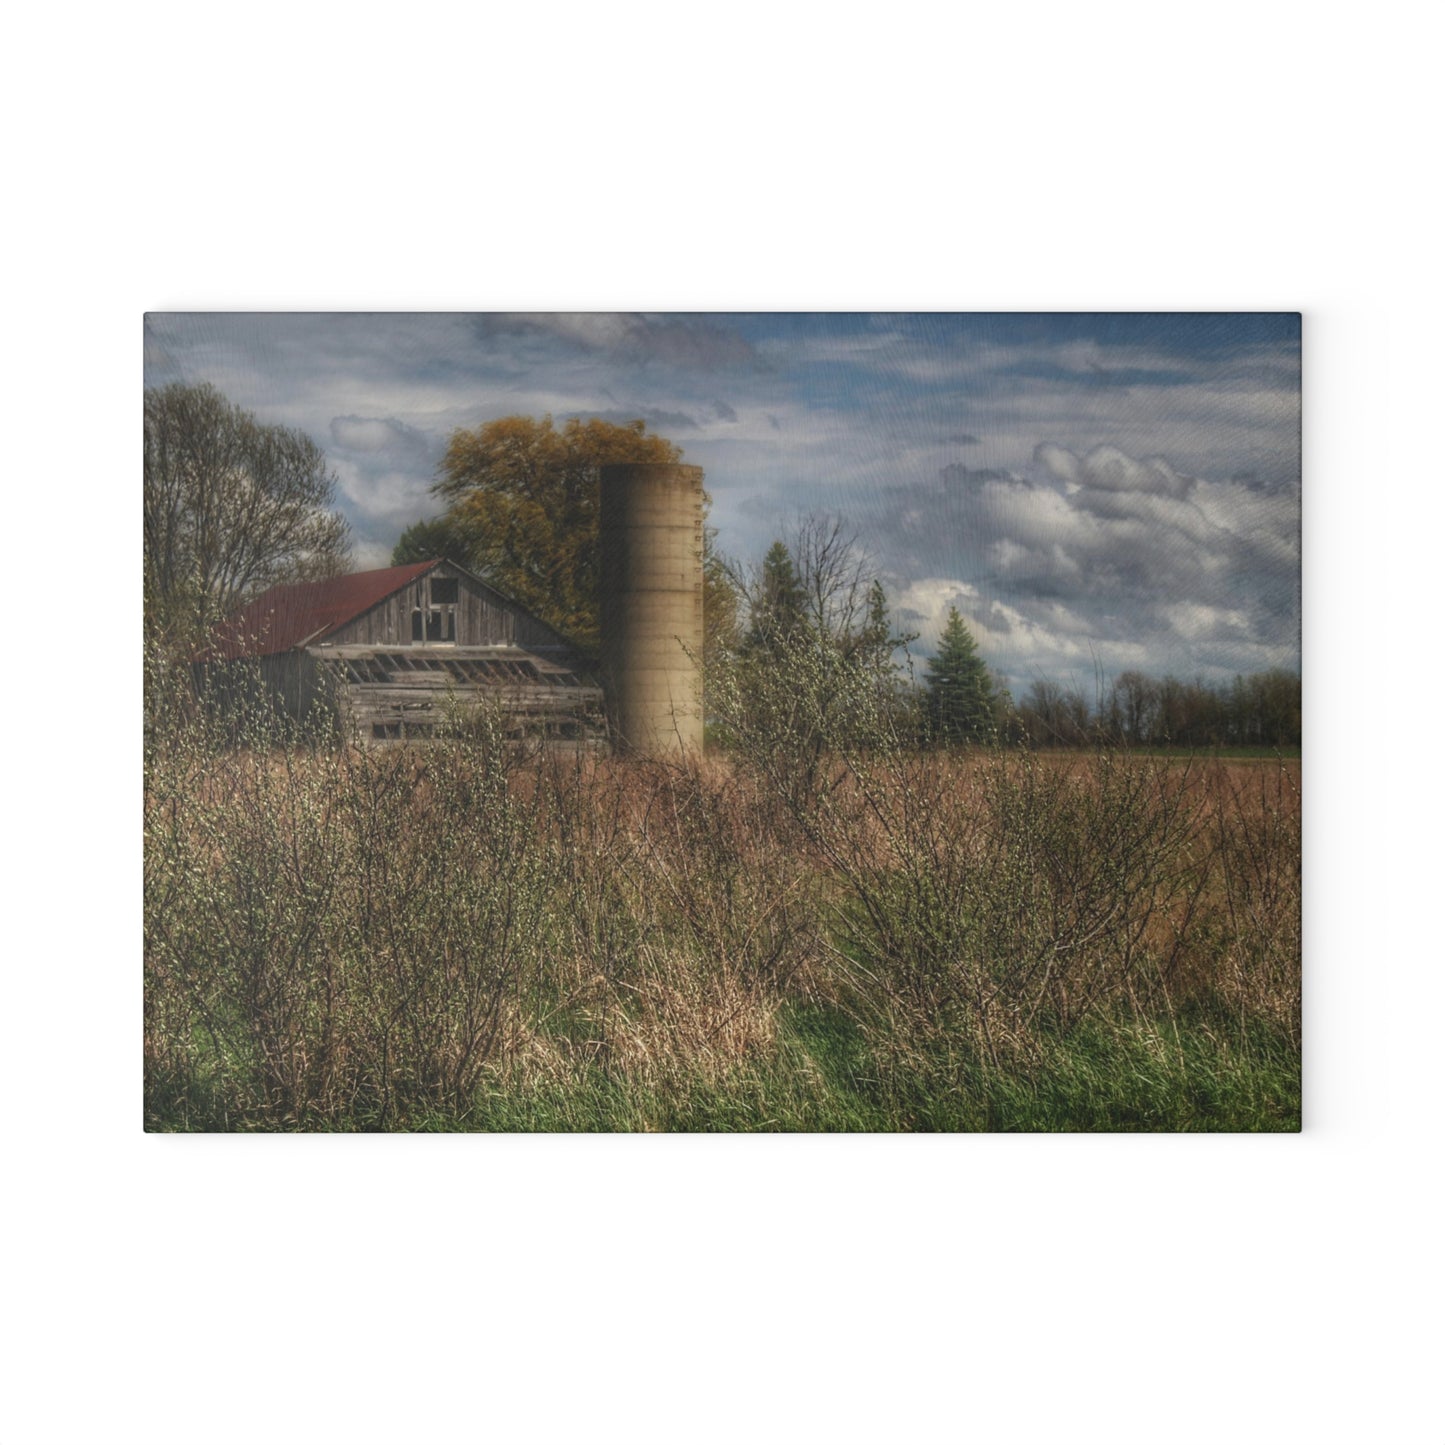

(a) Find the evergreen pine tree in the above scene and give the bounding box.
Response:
[745,540,806,655]
[924,606,995,742]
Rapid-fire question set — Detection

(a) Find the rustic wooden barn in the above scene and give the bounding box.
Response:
[195,559,605,745]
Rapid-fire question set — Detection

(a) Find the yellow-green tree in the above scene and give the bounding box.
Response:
[429,415,680,651]
[407,413,739,661]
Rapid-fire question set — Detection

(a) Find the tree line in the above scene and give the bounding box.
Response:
[1014,668,1301,750]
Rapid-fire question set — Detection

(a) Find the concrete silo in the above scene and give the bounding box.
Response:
[598,462,705,755]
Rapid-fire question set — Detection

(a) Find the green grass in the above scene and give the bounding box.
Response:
[888,1016,1300,1132]
[155,1005,1297,1133]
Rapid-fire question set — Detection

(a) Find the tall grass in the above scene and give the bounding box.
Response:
[143,645,1300,1131]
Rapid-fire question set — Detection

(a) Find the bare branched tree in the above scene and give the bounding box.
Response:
[1020,679,1092,747]
[790,514,872,643]
[731,514,893,660]
[144,383,351,641]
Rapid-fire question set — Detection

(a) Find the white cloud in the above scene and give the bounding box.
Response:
[351,538,397,571]
[329,456,433,534]
[1161,602,1252,641]
[1041,443,1194,500]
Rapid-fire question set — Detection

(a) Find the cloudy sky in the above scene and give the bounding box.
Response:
[144,312,1299,696]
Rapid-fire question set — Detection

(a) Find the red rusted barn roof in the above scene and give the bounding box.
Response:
[199,561,439,662]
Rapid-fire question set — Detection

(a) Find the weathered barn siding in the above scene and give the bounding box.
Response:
[311,562,601,743]
[260,653,329,721]
[312,646,604,743]
[323,562,576,655]
[199,559,604,746]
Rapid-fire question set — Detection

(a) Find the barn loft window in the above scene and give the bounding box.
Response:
[411,604,456,642]
[411,575,457,643]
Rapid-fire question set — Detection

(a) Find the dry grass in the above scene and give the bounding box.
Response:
[144,680,1300,1130]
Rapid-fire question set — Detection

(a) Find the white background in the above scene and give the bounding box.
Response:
[5,3,1441,1443]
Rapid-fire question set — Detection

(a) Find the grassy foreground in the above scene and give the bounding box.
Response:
[405,1009,1298,1133]
[144,701,1300,1132]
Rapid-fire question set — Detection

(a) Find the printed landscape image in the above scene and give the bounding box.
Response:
[143,313,1302,1132]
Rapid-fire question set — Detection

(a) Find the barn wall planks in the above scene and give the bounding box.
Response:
[260,653,328,720]
[201,561,605,746]
[322,563,583,656]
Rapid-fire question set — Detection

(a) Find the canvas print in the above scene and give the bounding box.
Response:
[143,313,1302,1132]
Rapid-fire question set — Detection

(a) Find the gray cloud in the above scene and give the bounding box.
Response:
[471,313,757,369]
[737,491,791,522]
[143,317,185,385]
[329,414,434,460]
[325,415,442,558]
[577,407,700,432]
[860,441,1299,694]
[941,463,1018,489]
[1035,443,1195,500]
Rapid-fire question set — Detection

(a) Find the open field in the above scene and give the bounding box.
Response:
[144,724,1300,1132]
